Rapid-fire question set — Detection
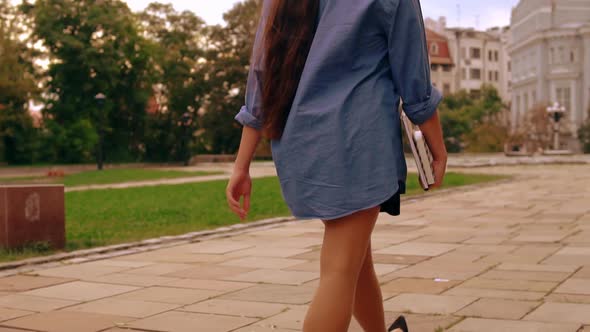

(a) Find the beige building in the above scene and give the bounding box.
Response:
[509,0,590,147]
[425,17,512,102]
[425,28,455,96]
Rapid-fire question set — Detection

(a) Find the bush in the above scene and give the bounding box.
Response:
[463,122,509,153]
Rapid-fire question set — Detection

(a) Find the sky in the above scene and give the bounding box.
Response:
[124,0,520,29]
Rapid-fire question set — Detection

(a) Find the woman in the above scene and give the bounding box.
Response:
[226,0,447,331]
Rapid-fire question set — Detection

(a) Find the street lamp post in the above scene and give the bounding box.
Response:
[181,112,192,167]
[94,93,106,171]
[546,101,566,151]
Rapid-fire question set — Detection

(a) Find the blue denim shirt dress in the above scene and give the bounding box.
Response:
[234,0,443,221]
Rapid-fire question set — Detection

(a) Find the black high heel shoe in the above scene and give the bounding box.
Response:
[387,315,409,332]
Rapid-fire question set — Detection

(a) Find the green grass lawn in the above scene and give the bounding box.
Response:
[0,172,506,262]
[0,168,223,187]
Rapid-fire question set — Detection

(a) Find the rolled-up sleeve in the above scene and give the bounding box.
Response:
[385,0,442,125]
[234,1,270,131]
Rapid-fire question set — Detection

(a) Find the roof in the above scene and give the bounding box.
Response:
[425,28,454,65]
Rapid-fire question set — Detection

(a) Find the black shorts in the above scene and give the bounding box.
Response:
[379,181,404,216]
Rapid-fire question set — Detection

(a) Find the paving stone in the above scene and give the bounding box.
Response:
[112,286,219,305]
[185,241,254,254]
[0,307,34,322]
[381,278,461,294]
[223,246,312,258]
[251,306,307,330]
[372,254,430,265]
[0,275,73,292]
[495,263,578,273]
[220,257,307,269]
[388,261,494,281]
[2,310,134,332]
[233,326,298,332]
[524,302,590,324]
[181,299,288,318]
[545,293,590,304]
[444,287,546,301]
[63,297,179,318]
[375,242,461,257]
[460,278,557,292]
[124,263,194,276]
[22,281,139,302]
[382,293,477,315]
[127,310,256,332]
[448,317,580,332]
[162,278,254,292]
[164,265,255,280]
[222,268,318,285]
[479,270,570,282]
[82,272,182,287]
[455,298,540,320]
[573,266,590,278]
[0,327,37,332]
[554,278,590,295]
[219,284,314,305]
[0,294,78,312]
[34,263,131,279]
[92,259,154,268]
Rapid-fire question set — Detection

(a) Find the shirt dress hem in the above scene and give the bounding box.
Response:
[289,180,401,221]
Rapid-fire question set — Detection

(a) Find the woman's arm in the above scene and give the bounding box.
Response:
[418,109,447,187]
[226,126,262,221]
[234,126,263,172]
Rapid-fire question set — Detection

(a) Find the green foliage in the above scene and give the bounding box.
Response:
[0,0,40,164]
[578,109,590,154]
[29,0,157,164]
[198,0,261,154]
[439,84,508,153]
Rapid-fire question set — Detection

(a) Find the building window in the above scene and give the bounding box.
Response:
[495,71,499,81]
[461,47,466,59]
[430,42,439,56]
[550,48,555,64]
[470,68,481,80]
[488,71,493,81]
[443,83,451,96]
[507,61,511,72]
[494,51,499,62]
[524,93,529,112]
[442,64,452,72]
[532,90,537,104]
[470,47,481,59]
[462,68,467,79]
[488,50,493,61]
[556,87,572,113]
[516,95,521,123]
[431,64,439,71]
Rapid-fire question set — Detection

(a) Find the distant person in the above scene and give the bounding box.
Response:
[227,0,447,331]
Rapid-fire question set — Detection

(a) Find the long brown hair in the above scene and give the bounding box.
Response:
[258,0,319,140]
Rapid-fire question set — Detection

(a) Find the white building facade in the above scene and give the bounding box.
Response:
[509,0,590,147]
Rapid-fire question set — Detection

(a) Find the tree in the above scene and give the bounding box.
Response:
[199,0,262,154]
[438,84,508,153]
[29,0,157,164]
[138,3,207,162]
[0,0,39,164]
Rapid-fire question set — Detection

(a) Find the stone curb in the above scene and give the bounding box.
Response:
[0,173,521,277]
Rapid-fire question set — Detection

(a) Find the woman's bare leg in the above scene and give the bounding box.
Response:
[302,205,381,332]
[352,240,387,332]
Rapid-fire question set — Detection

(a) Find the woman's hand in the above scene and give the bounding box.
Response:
[226,169,252,221]
[430,155,448,189]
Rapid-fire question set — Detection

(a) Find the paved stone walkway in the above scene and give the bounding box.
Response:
[0,164,589,331]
